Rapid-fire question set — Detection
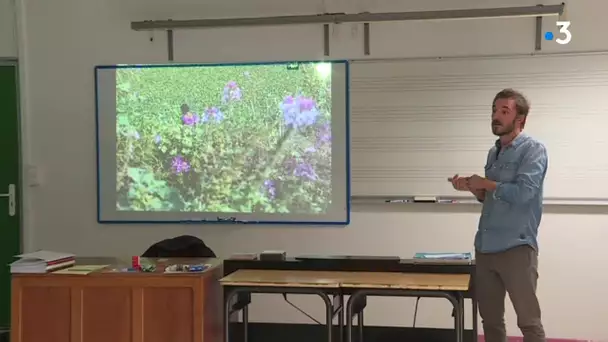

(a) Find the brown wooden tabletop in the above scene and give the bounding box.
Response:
[338,272,470,291]
[220,269,470,291]
[220,269,343,288]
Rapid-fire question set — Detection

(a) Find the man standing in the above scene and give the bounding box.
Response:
[450,89,548,342]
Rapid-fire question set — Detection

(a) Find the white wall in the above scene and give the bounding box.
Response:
[0,0,17,57]
[16,0,608,340]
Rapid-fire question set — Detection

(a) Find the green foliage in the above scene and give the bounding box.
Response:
[120,168,177,211]
[115,63,333,214]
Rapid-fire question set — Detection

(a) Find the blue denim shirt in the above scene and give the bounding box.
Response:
[474,133,548,253]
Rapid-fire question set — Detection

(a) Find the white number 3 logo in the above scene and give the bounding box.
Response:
[556,21,572,45]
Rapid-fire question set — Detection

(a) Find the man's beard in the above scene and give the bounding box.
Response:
[492,120,515,136]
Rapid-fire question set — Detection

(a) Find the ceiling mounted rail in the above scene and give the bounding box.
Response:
[132,3,565,61]
[131,4,564,30]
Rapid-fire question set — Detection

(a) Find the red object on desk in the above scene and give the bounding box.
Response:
[132,256,141,270]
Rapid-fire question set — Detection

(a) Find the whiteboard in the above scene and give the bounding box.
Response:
[350,53,608,200]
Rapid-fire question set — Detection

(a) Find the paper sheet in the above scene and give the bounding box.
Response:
[414,252,472,260]
[53,265,109,275]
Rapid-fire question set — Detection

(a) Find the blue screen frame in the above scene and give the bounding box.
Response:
[94,59,351,225]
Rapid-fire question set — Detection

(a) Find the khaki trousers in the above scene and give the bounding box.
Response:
[475,245,546,342]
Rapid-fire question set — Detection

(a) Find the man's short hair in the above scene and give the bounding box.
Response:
[493,88,530,117]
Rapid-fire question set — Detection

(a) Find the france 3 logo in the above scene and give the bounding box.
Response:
[544,21,572,45]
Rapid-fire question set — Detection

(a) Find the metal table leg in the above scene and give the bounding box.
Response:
[336,294,344,342]
[455,294,464,342]
[345,296,355,342]
[357,310,364,342]
[242,305,249,342]
[224,289,235,342]
[454,296,463,342]
[224,287,336,342]
[344,294,367,342]
[345,289,464,342]
[324,293,333,342]
[472,293,478,342]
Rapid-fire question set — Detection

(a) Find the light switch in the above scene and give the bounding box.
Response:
[25,164,41,187]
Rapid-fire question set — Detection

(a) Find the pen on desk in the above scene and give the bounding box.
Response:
[385,199,412,203]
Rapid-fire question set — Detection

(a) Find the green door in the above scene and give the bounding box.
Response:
[0,63,21,329]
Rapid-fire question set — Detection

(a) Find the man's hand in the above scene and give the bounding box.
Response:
[448,174,470,191]
[468,174,497,192]
[469,185,486,202]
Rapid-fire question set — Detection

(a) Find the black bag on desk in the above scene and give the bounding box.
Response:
[141,235,216,258]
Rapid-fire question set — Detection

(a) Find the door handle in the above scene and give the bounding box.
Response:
[0,184,16,216]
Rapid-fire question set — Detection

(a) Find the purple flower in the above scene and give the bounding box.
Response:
[317,123,331,144]
[280,95,319,129]
[263,180,277,199]
[313,122,332,149]
[222,81,242,104]
[182,112,200,126]
[202,107,224,123]
[154,134,161,144]
[171,155,190,175]
[294,162,318,181]
[285,158,318,181]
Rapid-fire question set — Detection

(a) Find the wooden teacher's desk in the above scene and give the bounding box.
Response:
[220,269,470,342]
[11,257,223,342]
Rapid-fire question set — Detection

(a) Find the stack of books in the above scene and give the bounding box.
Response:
[9,250,75,273]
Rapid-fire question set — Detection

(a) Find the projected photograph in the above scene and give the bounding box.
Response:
[114,62,333,214]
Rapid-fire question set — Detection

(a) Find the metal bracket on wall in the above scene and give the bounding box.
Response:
[167,29,174,61]
[166,19,175,62]
[363,23,371,56]
[535,5,544,51]
[323,24,330,56]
